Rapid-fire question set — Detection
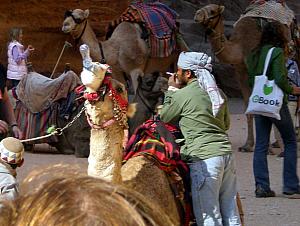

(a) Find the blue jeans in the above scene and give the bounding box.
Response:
[254,103,299,193]
[190,154,241,226]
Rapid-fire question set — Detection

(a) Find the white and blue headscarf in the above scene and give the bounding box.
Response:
[178,52,225,117]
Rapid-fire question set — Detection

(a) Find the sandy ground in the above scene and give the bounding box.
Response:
[17,98,300,226]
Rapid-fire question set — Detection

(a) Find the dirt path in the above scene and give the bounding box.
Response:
[229,99,300,226]
[230,113,300,226]
[18,99,300,226]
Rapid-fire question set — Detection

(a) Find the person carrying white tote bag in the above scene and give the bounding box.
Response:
[245,47,284,120]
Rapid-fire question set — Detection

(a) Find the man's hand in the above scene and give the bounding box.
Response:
[168,74,177,87]
[0,120,9,134]
[12,126,23,139]
[168,74,183,89]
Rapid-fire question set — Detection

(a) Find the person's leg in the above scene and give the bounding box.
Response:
[253,115,273,193]
[12,79,20,87]
[190,157,224,226]
[273,104,299,194]
[273,126,283,148]
[219,154,241,226]
[287,101,297,128]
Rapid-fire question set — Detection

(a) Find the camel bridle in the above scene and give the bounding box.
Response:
[64,10,88,44]
[201,6,225,56]
[83,71,129,130]
[203,13,222,32]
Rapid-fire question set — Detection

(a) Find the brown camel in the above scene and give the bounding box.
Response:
[62,9,178,91]
[194,4,297,152]
[79,44,180,225]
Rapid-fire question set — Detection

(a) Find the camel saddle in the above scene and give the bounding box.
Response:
[15,71,81,113]
[106,1,177,58]
[235,0,295,26]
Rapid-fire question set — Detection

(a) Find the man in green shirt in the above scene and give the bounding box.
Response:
[160,52,241,226]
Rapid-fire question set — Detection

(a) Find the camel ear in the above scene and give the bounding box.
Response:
[219,6,225,14]
[126,103,137,118]
[84,9,90,19]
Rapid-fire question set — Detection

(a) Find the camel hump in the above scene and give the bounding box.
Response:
[236,1,295,26]
[16,71,81,113]
[106,1,178,57]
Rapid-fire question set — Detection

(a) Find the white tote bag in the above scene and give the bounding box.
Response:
[245,47,284,120]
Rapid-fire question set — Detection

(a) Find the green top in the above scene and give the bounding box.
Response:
[245,44,293,103]
[160,79,232,162]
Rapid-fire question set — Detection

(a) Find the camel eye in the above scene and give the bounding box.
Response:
[116,86,123,93]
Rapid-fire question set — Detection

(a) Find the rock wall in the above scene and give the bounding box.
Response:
[0,0,299,95]
[0,0,130,76]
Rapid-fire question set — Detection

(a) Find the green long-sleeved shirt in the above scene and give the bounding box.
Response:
[246,45,293,103]
[160,79,232,162]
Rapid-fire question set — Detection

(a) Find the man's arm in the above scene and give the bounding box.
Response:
[160,74,184,123]
[160,90,182,124]
[0,182,19,201]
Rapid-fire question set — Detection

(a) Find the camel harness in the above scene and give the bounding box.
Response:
[83,73,129,130]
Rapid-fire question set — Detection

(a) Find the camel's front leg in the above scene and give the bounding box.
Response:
[235,65,254,152]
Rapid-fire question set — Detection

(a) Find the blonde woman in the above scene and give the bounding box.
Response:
[0,171,173,226]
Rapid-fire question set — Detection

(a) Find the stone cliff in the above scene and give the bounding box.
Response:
[1,0,299,96]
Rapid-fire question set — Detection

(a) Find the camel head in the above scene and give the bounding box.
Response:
[62,9,89,36]
[194,4,225,29]
[80,44,136,129]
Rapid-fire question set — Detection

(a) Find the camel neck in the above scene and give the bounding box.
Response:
[75,20,88,44]
[206,17,243,64]
[207,17,226,57]
[77,21,101,61]
[88,128,123,183]
[208,16,224,37]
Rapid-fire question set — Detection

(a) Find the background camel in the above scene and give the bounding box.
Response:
[62,9,178,89]
[194,4,298,152]
[14,68,90,157]
[80,44,181,225]
[62,8,178,133]
[128,71,168,135]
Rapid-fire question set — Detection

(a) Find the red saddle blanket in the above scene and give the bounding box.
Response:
[15,101,59,144]
[123,119,192,226]
[106,1,177,58]
[123,119,186,172]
